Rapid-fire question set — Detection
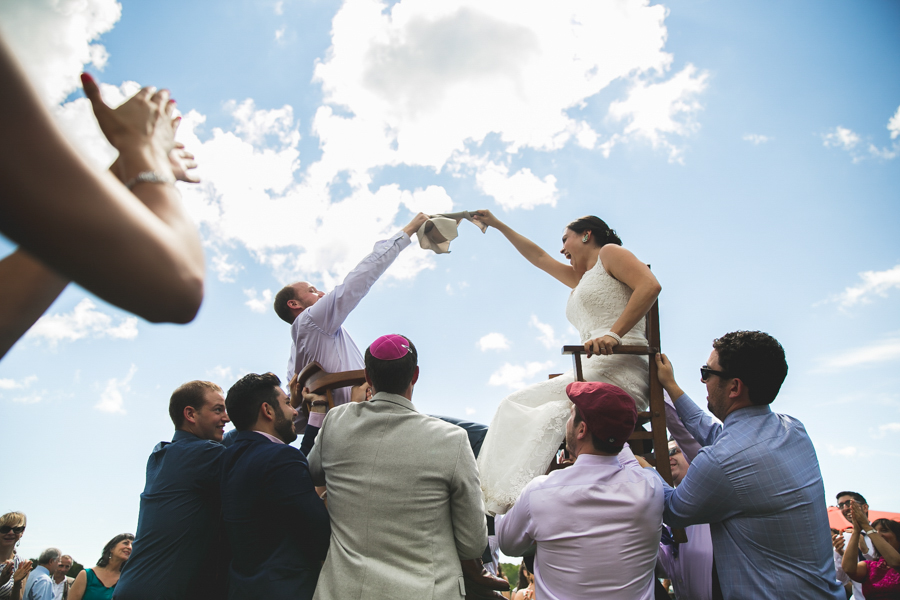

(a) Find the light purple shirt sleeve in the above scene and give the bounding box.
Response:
[664,391,702,463]
[306,231,411,336]
[495,479,539,557]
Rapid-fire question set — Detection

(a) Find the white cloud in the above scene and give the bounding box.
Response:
[830,264,900,308]
[477,332,511,352]
[95,364,136,414]
[27,299,139,346]
[888,105,900,140]
[13,394,44,405]
[78,0,703,287]
[274,0,284,15]
[208,365,235,384]
[445,281,469,295]
[210,250,245,283]
[822,126,860,151]
[275,26,286,42]
[488,360,554,389]
[244,288,273,313]
[0,0,121,106]
[0,375,38,391]
[823,108,900,162]
[474,163,557,210]
[815,337,900,372]
[465,407,476,416]
[872,422,900,439]
[825,444,863,458]
[606,64,709,162]
[743,134,770,145]
[530,315,561,349]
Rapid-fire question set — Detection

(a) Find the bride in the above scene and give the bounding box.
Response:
[471,211,661,515]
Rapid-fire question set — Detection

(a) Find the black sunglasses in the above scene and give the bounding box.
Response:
[700,365,730,382]
[0,526,25,534]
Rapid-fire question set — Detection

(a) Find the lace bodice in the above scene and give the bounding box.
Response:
[566,258,646,344]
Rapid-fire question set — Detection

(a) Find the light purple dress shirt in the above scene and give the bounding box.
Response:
[496,447,664,600]
[657,393,714,600]
[286,231,411,432]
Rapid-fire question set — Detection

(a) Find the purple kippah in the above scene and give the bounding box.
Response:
[369,334,411,360]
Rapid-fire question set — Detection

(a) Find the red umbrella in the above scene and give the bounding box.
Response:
[827,505,900,531]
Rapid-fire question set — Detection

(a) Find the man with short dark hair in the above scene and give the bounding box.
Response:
[114,381,230,600]
[308,335,487,600]
[50,555,72,600]
[496,381,663,599]
[23,549,59,600]
[655,330,843,599]
[221,372,330,600]
[833,491,874,599]
[274,213,428,432]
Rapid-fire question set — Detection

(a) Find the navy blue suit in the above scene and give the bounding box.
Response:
[220,431,330,600]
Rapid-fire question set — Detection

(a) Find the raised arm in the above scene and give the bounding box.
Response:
[841,519,868,583]
[656,354,722,447]
[306,212,427,335]
[0,250,67,359]
[0,35,204,327]
[473,210,579,288]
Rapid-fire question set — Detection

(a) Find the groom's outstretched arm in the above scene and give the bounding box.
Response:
[308,213,428,335]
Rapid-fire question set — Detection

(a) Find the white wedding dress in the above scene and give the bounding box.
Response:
[477,259,650,515]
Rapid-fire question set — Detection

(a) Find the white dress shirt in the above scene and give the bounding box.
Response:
[286,231,411,431]
[496,447,663,600]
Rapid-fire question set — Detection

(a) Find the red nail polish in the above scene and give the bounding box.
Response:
[80,72,94,85]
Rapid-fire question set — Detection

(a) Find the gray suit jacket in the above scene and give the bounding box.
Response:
[308,392,487,600]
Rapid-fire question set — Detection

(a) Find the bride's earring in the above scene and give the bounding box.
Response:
[582,234,589,243]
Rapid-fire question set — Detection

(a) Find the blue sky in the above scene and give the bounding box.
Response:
[1,0,898,565]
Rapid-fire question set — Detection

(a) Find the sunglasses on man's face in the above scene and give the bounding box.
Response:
[0,526,25,534]
[700,365,730,382]
[837,501,865,510]
[668,446,682,457]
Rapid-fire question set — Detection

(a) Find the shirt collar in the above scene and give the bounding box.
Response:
[35,565,50,576]
[172,429,200,443]
[371,391,417,412]
[572,453,622,467]
[252,430,285,444]
[723,404,773,427]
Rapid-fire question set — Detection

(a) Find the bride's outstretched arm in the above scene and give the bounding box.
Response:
[473,209,578,288]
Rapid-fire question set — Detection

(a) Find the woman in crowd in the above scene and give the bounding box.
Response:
[0,512,31,600]
[471,211,661,515]
[511,562,535,600]
[841,501,900,599]
[69,534,133,600]
[0,32,204,361]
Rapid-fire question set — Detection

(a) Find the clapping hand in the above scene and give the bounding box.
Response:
[168,117,199,183]
[832,531,845,556]
[82,73,177,178]
[12,560,31,583]
[851,501,871,532]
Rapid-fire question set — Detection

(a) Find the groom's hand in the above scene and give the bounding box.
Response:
[402,212,429,237]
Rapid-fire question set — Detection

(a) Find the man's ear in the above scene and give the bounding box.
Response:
[364,369,373,389]
[287,299,301,310]
[259,401,276,423]
[183,405,198,425]
[410,366,419,385]
[575,421,589,441]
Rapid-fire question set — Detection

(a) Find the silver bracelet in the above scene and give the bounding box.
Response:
[125,171,174,190]
[604,331,623,345]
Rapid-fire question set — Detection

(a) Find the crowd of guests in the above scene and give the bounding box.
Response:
[5,330,900,600]
[2,26,900,600]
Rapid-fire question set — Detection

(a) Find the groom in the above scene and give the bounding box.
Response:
[273,213,427,432]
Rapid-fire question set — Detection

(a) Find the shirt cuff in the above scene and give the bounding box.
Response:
[308,412,326,428]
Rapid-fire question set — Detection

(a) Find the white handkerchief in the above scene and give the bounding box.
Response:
[416,211,487,254]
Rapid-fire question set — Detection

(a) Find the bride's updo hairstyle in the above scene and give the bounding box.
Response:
[566,216,622,247]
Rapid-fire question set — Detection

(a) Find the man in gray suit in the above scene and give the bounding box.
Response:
[308,334,488,600]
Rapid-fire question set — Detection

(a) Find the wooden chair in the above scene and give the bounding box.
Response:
[290,361,366,417]
[560,299,687,543]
